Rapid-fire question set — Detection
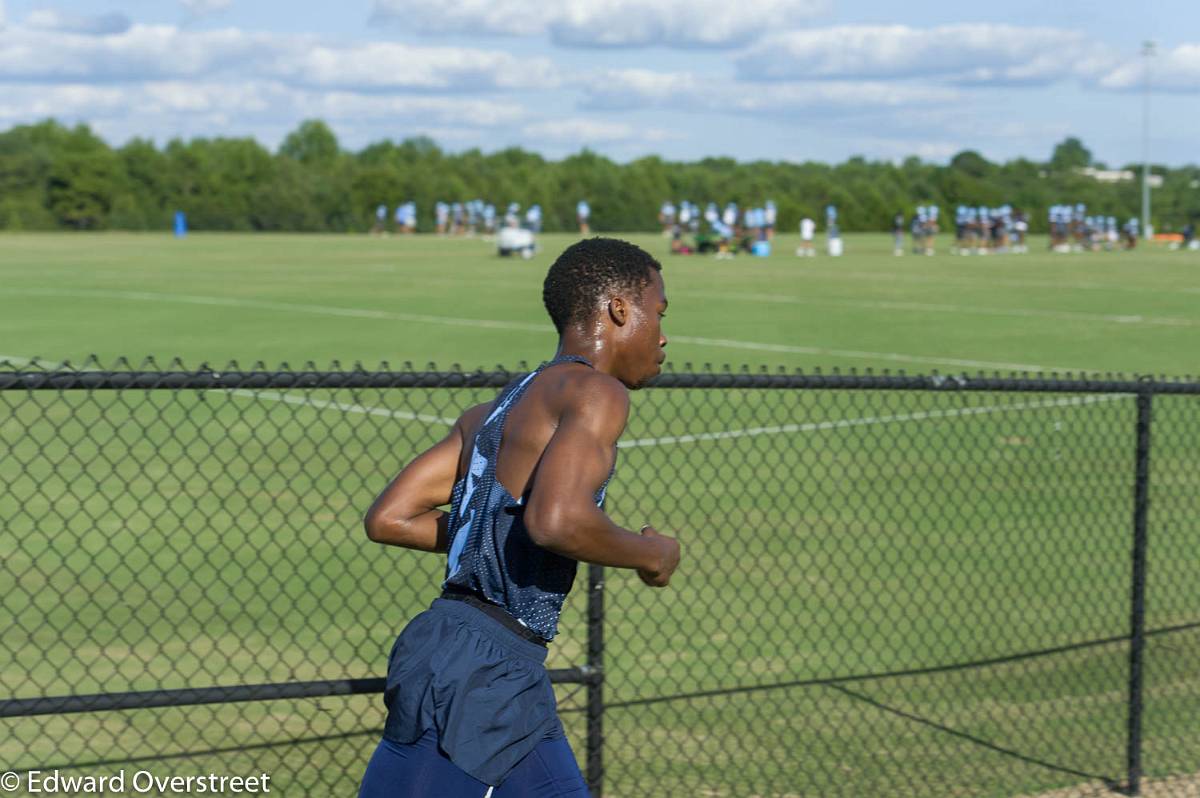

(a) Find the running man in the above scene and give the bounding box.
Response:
[359,238,681,798]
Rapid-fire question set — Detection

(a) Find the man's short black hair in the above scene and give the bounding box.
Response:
[543,237,662,335]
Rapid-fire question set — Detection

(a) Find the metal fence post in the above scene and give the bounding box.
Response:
[1125,389,1153,796]
[586,562,605,796]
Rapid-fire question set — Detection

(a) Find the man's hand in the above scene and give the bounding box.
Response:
[637,525,680,587]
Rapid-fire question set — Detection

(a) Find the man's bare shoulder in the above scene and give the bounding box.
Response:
[454,401,493,438]
[556,367,630,437]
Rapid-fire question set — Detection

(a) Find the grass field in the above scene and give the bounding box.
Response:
[2,231,1199,374]
[1,232,1198,797]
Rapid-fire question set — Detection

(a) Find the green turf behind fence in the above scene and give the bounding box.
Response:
[2,231,1198,375]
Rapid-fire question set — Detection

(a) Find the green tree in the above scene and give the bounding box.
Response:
[279,119,340,168]
[949,150,992,179]
[1050,137,1093,171]
[46,126,124,229]
[2,121,1197,233]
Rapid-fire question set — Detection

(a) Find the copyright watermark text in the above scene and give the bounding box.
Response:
[1,769,271,794]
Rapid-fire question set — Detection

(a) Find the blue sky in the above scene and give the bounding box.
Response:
[1,0,1197,166]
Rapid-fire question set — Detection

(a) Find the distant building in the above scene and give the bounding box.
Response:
[1078,167,1163,188]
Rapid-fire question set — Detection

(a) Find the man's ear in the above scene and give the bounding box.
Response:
[608,296,628,327]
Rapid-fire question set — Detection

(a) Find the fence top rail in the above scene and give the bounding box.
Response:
[3,360,1199,394]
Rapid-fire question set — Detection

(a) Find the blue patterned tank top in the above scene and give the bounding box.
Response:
[442,355,613,641]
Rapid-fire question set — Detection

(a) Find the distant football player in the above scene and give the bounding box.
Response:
[659,201,676,235]
[373,204,388,236]
[924,205,939,255]
[435,202,449,236]
[577,200,591,235]
[526,204,543,234]
[977,205,991,254]
[1123,217,1139,249]
[796,216,816,257]
[1012,209,1028,254]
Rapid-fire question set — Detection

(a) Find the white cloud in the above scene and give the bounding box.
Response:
[370,0,542,37]
[25,8,131,35]
[181,0,232,15]
[0,20,547,149]
[0,1,7,30]
[138,81,275,114]
[1096,43,1200,93]
[371,0,825,48]
[0,23,557,92]
[0,79,524,128]
[581,69,700,108]
[833,107,1073,149]
[581,68,960,114]
[306,92,525,126]
[552,0,826,49]
[283,42,560,91]
[0,24,273,81]
[523,118,635,142]
[522,117,676,143]
[738,24,1117,86]
[0,83,126,119]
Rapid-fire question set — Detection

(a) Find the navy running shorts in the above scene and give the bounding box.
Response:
[358,728,589,798]
[381,597,565,785]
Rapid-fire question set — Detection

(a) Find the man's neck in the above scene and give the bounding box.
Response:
[555,334,616,376]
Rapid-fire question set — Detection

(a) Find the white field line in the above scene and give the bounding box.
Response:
[685,291,1200,328]
[618,394,1125,449]
[783,268,1200,297]
[225,386,1125,450]
[0,355,458,425]
[0,287,1094,373]
[669,335,1087,373]
[4,353,1126,448]
[213,389,458,425]
[8,263,1199,297]
[0,288,547,332]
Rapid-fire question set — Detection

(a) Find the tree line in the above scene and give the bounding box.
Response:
[1,118,1196,234]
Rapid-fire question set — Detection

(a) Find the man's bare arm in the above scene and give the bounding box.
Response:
[523,376,680,586]
[364,404,488,552]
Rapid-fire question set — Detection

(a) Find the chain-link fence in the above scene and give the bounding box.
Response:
[2,359,1197,797]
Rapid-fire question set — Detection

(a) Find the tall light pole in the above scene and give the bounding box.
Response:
[1141,41,1155,238]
